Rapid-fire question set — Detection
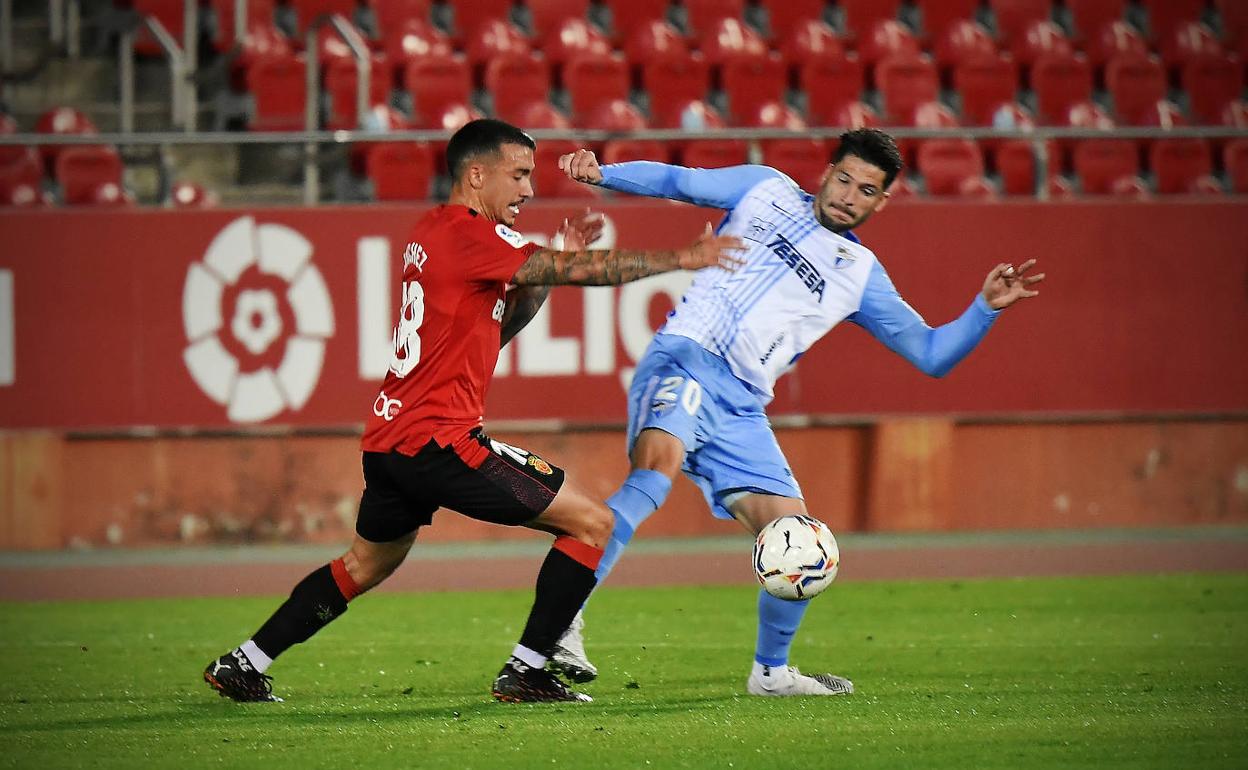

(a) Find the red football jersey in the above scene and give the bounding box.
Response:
[361,205,540,456]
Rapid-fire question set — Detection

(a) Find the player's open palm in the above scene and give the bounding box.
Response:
[556,208,606,250]
[982,259,1045,309]
[680,223,747,272]
[558,149,604,184]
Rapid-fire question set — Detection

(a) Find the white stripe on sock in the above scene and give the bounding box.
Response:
[511,644,547,669]
[241,640,274,674]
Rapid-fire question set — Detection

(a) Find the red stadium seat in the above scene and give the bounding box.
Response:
[748,101,807,129]
[858,19,920,66]
[534,140,601,197]
[132,0,185,55]
[605,0,672,43]
[366,142,434,200]
[55,146,127,206]
[681,139,749,168]
[800,53,865,126]
[404,54,471,126]
[988,0,1052,45]
[544,17,612,69]
[451,0,516,41]
[780,21,845,68]
[514,99,572,128]
[288,0,359,33]
[1160,22,1223,70]
[721,54,787,125]
[915,0,981,42]
[897,100,959,162]
[1135,100,1187,129]
[1217,0,1248,58]
[1030,52,1092,123]
[876,54,940,123]
[764,0,827,43]
[1150,138,1213,194]
[429,101,485,130]
[1224,138,1248,193]
[917,139,986,196]
[34,106,99,172]
[954,54,1020,125]
[325,54,393,130]
[698,17,769,66]
[465,18,531,68]
[624,20,688,65]
[211,0,276,51]
[657,98,726,130]
[1011,20,1073,67]
[1223,100,1248,128]
[584,99,648,131]
[1105,53,1166,125]
[833,101,881,128]
[1064,0,1125,42]
[528,0,591,43]
[762,138,828,190]
[246,54,308,131]
[1073,139,1139,194]
[348,104,413,173]
[0,147,44,207]
[838,0,901,41]
[382,18,452,67]
[1139,0,1205,43]
[564,54,630,123]
[642,54,711,126]
[1087,19,1147,67]
[483,53,549,123]
[994,139,1049,195]
[934,20,998,71]
[369,0,431,33]
[169,180,218,208]
[684,0,745,39]
[601,139,671,164]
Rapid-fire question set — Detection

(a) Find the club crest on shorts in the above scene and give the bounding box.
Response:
[527,455,553,475]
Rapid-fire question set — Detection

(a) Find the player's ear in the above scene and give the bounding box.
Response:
[466,161,487,190]
[875,190,890,214]
[818,165,833,189]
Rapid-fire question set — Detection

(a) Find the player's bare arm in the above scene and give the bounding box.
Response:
[499,210,604,346]
[982,259,1045,309]
[511,224,744,286]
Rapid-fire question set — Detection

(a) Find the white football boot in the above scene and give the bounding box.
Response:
[747,664,854,696]
[549,610,598,683]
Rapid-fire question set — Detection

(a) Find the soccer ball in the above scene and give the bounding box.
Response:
[752,515,840,601]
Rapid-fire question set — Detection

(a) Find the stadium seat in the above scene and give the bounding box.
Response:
[762,138,828,190]
[1139,0,1206,43]
[544,17,612,69]
[838,0,901,41]
[876,54,940,123]
[642,54,711,126]
[403,54,472,126]
[699,17,769,66]
[934,20,998,72]
[534,140,600,197]
[366,142,434,200]
[601,139,671,164]
[624,20,688,65]
[780,20,845,68]
[483,53,550,123]
[954,54,1021,125]
[132,0,185,55]
[564,54,630,123]
[858,20,920,66]
[1217,0,1248,58]
[656,98,726,130]
[348,104,413,173]
[605,0,672,43]
[465,18,531,68]
[1012,20,1073,67]
[681,139,749,167]
[325,54,392,130]
[898,100,959,162]
[34,106,98,172]
[584,99,648,131]
[211,0,276,51]
[763,0,827,42]
[832,101,881,129]
[246,54,308,131]
[1222,100,1248,128]
[55,146,128,206]
[382,18,452,68]
[721,54,788,125]
[430,102,485,130]
[1160,22,1223,71]
[917,138,987,196]
[1064,0,1126,41]
[1150,138,1214,194]
[1105,54,1167,125]
[288,0,360,33]
[528,0,591,43]
[915,0,981,42]
[1072,139,1139,194]
[450,0,516,41]
[1135,100,1187,129]
[169,180,218,208]
[988,0,1052,45]
[368,0,431,34]
[225,20,291,91]
[1224,138,1248,193]
[0,147,44,208]
[511,100,570,129]
[800,53,865,126]
[1031,52,1093,123]
[748,101,807,129]
[683,0,745,39]
[1087,19,1147,67]
[993,139,1051,195]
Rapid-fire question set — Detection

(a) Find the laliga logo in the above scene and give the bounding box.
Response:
[182,216,335,423]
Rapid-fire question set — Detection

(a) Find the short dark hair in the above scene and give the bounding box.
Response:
[832,128,904,189]
[445,118,536,179]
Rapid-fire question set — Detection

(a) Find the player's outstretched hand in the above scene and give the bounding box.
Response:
[556,208,606,250]
[982,259,1045,310]
[558,149,604,185]
[679,223,747,272]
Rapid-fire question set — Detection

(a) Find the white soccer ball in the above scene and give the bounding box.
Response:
[752,515,840,601]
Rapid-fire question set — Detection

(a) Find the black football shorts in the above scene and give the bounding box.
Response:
[355,428,566,543]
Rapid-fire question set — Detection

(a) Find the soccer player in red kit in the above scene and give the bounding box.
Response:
[203,119,744,703]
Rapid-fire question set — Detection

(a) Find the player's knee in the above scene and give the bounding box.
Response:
[571,502,613,549]
[344,544,403,590]
[631,433,684,478]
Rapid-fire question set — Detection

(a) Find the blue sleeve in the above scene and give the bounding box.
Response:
[598,162,783,209]
[848,261,1000,378]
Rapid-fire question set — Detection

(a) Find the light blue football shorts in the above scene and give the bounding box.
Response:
[625,333,803,520]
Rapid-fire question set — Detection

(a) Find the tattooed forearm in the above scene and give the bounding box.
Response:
[511,247,682,286]
[499,285,552,347]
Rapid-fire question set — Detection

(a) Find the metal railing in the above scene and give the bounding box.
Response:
[119,12,192,132]
[303,13,373,204]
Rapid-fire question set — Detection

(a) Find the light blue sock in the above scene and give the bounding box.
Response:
[595,469,672,581]
[754,589,811,667]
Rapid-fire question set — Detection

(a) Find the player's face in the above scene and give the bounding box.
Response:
[481,143,535,227]
[814,154,890,233]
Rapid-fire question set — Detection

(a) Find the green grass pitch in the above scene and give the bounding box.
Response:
[1,574,1246,769]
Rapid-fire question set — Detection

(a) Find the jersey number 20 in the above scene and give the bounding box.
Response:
[389,280,425,378]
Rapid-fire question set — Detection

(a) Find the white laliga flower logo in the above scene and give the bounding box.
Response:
[181,216,335,423]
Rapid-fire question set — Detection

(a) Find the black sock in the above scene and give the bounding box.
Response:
[517,542,601,657]
[251,564,352,660]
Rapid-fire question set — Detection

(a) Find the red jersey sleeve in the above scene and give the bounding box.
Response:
[462,219,542,283]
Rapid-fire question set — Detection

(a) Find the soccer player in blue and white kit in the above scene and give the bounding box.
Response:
[549,129,1045,696]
